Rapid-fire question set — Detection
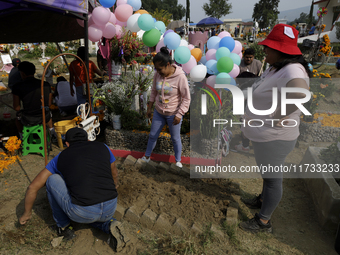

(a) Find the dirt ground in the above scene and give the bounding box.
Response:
[0,60,340,254]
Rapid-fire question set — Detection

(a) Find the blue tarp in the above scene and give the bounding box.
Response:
[0,0,92,43]
[196,17,223,27]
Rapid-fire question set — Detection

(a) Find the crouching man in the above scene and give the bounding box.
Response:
[19,127,130,252]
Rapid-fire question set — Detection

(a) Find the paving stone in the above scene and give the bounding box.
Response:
[124,206,140,224]
[169,163,181,174]
[140,209,157,229]
[179,166,190,176]
[191,223,203,237]
[153,213,172,235]
[157,162,170,171]
[172,218,189,236]
[124,155,137,166]
[144,161,159,174]
[210,224,225,240]
[51,237,63,247]
[113,204,126,221]
[226,207,238,226]
[134,158,146,169]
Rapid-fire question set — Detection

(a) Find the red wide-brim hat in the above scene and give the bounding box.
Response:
[258,24,302,55]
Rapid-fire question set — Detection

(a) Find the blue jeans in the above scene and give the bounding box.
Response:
[76,86,87,105]
[145,109,183,162]
[46,174,117,234]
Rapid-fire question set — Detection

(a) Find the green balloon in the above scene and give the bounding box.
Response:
[216,56,234,73]
[143,29,161,47]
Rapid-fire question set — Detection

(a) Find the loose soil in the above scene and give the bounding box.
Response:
[0,59,339,254]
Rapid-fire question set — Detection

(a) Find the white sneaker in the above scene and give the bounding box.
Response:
[141,156,150,163]
[235,144,250,153]
[175,162,183,168]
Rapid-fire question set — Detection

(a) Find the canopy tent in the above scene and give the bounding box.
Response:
[0,0,92,43]
[196,17,223,27]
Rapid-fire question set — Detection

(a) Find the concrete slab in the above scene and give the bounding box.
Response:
[113,204,126,221]
[140,209,157,229]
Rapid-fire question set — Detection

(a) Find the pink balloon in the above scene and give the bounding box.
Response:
[109,12,117,25]
[88,24,103,42]
[182,56,197,74]
[88,14,95,27]
[115,25,123,39]
[115,4,133,22]
[117,0,127,6]
[218,31,231,38]
[238,52,243,59]
[188,44,195,51]
[103,23,117,39]
[77,19,84,27]
[206,49,217,61]
[232,40,242,54]
[92,6,110,26]
[229,64,240,78]
[115,19,127,27]
[206,75,217,87]
[156,38,165,52]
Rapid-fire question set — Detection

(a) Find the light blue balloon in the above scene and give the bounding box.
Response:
[308,63,313,72]
[216,72,231,85]
[174,46,191,64]
[99,0,116,8]
[230,77,236,86]
[164,32,181,50]
[153,18,157,22]
[216,47,231,61]
[137,14,155,31]
[229,53,241,66]
[205,59,218,75]
[219,37,235,52]
[127,0,142,11]
[155,21,166,34]
[207,36,221,50]
[199,56,207,65]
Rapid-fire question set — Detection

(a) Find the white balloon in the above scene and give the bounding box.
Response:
[179,39,189,47]
[127,13,141,32]
[190,64,207,82]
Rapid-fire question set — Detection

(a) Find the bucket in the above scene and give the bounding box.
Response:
[54,120,76,148]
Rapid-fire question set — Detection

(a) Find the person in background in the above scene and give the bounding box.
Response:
[54,76,78,117]
[97,49,108,73]
[239,24,311,233]
[300,24,306,37]
[69,47,105,105]
[309,23,316,35]
[12,61,53,138]
[239,48,263,76]
[8,58,22,91]
[140,47,191,168]
[19,127,131,252]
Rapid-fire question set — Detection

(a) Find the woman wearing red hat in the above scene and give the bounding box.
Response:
[239,24,312,233]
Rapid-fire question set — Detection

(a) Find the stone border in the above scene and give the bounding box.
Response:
[299,121,340,143]
[113,155,239,239]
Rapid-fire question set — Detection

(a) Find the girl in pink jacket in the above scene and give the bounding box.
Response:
[141,47,191,167]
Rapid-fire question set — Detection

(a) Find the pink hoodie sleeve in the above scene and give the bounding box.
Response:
[175,75,191,118]
[148,73,158,103]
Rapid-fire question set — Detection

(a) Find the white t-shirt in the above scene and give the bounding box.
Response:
[55,81,78,107]
[242,63,309,142]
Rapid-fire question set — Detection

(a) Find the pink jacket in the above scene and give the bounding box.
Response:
[149,64,191,118]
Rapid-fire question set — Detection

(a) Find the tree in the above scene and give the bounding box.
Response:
[202,0,232,19]
[252,0,280,29]
[151,9,172,26]
[289,12,317,26]
[142,0,185,20]
[186,0,190,23]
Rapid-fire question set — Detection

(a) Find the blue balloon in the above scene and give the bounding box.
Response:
[155,21,166,34]
[99,0,116,8]
[164,29,174,37]
[127,0,142,11]
[205,59,218,75]
[229,53,241,65]
[199,56,207,65]
[216,47,231,61]
[216,72,231,85]
[308,63,314,72]
[207,36,221,50]
[164,32,181,50]
[219,37,235,52]
[230,77,236,86]
[153,18,157,23]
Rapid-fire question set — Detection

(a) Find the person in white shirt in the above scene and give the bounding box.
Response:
[54,76,78,116]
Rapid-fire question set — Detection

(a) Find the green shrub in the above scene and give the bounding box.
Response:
[249,42,265,62]
[121,108,147,131]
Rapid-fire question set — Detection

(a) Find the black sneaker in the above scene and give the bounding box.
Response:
[108,221,130,252]
[51,224,76,241]
[242,194,262,209]
[239,213,272,233]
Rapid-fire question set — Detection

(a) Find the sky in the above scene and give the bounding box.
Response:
[177,0,314,23]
